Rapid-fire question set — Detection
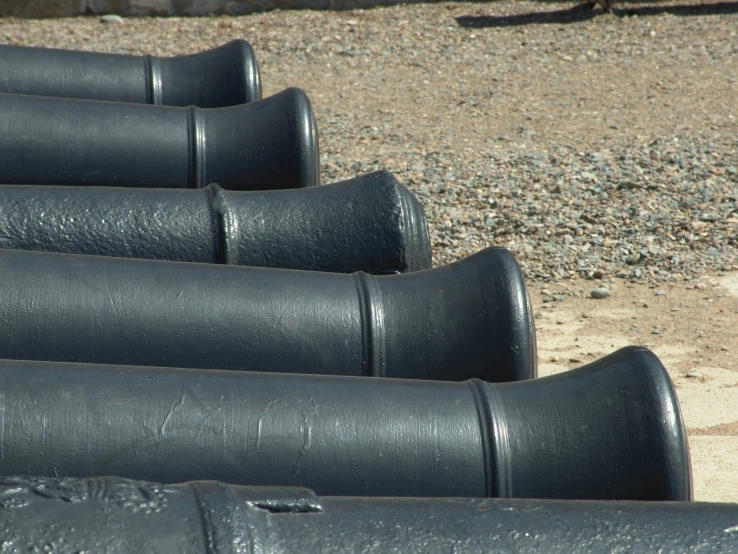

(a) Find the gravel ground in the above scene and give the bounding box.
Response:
[1,2,736,285]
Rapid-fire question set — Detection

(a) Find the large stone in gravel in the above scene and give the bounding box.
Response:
[590,287,611,299]
[99,14,125,23]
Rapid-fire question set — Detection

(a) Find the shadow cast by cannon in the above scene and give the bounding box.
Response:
[456,4,597,27]
[456,1,738,28]
[615,1,738,16]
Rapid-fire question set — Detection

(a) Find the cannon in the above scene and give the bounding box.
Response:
[0,171,430,273]
[0,347,688,499]
[0,246,535,381]
[0,478,724,553]
[0,40,261,107]
[0,87,318,190]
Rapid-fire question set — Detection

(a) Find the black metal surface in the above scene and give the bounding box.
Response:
[0,245,533,381]
[0,347,689,499]
[0,171,430,273]
[0,40,261,106]
[0,478,725,553]
[0,87,318,190]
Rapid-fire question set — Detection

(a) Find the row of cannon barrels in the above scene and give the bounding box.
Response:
[0,40,726,552]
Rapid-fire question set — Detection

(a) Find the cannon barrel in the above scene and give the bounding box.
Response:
[0,171,430,273]
[0,40,261,106]
[0,347,689,500]
[0,246,534,382]
[0,478,723,553]
[0,87,318,190]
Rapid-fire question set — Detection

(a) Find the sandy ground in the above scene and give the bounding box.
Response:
[534,273,738,502]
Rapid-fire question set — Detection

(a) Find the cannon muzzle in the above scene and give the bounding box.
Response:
[0,246,535,381]
[0,347,689,500]
[0,87,318,190]
[0,171,430,273]
[0,40,261,106]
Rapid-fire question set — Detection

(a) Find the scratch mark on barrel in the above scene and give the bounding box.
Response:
[102,270,120,317]
[292,396,317,480]
[159,392,186,438]
[254,399,284,449]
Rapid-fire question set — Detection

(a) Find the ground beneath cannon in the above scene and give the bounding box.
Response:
[1,0,736,501]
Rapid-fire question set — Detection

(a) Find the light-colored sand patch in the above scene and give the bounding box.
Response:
[718,273,738,298]
[689,436,738,503]
[584,308,643,321]
[534,310,582,331]
[650,344,699,369]
[537,328,636,378]
[537,362,571,377]
[673,367,738,429]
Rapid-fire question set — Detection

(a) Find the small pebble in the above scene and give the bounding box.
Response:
[590,287,611,299]
[651,326,663,334]
[686,371,703,378]
[655,290,667,296]
[534,311,543,319]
